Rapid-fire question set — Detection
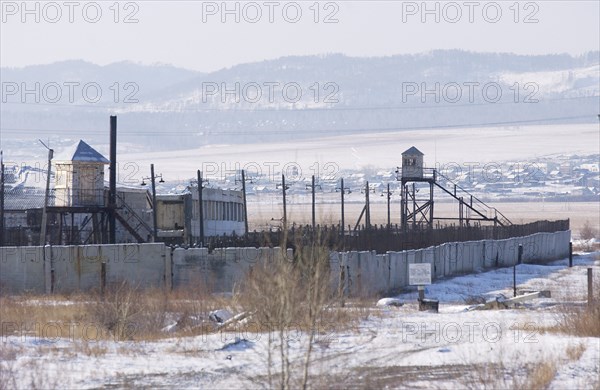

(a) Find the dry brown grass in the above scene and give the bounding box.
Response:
[0,282,229,344]
[518,361,558,390]
[573,240,600,253]
[554,304,600,337]
[550,264,600,337]
[580,220,599,241]
[0,345,19,390]
[0,294,94,341]
[565,343,587,361]
[573,221,600,252]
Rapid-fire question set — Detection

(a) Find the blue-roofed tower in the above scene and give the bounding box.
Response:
[54,140,109,207]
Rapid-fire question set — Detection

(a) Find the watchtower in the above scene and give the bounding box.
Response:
[54,140,109,207]
[397,146,512,230]
[398,146,434,230]
[401,146,424,179]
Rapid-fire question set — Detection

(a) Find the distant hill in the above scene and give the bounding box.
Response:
[1,51,598,151]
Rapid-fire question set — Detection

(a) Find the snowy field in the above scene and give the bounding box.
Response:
[246,198,600,234]
[5,124,598,183]
[117,123,600,181]
[2,252,598,389]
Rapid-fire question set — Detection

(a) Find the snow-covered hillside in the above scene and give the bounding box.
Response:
[2,51,598,150]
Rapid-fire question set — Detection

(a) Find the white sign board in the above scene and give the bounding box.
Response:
[409,263,432,285]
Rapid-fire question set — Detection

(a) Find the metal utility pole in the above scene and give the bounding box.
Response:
[108,115,117,244]
[0,151,5,247]
[39,141,53,246]
[241,170,248,234]
[197,170,205,246]
[387,183,391,229]
[281,174,287,231]
[340,178,345,237]
[365,181,371,229]
[151,164,158,242]
[311,175,316,229]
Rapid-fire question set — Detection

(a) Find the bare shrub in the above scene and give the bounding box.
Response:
[75,342,109,358]
[1,282,225,343]
[580,220,598,241]
[0,296,28,337]
[88,281,145,341]
[566,343,586,361]
[518,361,557,390]
[88,281,216,341]
[167,275,225,337]
[555,303,600,337]
[238,233,334,389]
[0,352,17,390]
[464,352,510,389]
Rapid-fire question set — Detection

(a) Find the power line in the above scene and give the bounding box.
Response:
[0,94,597,112]
[0,115,594,137]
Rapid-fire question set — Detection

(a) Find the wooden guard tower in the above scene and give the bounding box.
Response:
[397,146,511,230]
[399,147,434,230]
[48,140,149,244]
[54,140,109,208]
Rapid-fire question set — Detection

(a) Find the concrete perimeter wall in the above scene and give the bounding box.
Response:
[332,230,571,297]
[0,231,570,295]
[0,243,166,294]
[171,246,293,293]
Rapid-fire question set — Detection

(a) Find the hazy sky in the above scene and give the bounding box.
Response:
[1,1,599,71]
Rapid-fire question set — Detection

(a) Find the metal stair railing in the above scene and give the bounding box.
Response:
[435,170,512,226]
[115,193,153,237]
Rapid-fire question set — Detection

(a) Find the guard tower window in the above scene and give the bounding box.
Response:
[405,158,416,166]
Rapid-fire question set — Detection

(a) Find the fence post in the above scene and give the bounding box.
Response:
[569,242,573,267]
[588,268,594,307]
[514,244,523,297]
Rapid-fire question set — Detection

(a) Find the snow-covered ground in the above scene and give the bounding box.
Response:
[2,253,599,389]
